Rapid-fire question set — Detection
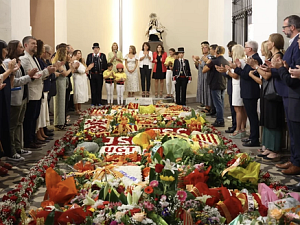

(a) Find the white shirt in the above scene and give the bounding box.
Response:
[94,53,100,57]
[289,33,300,46]
[138,51,153,69]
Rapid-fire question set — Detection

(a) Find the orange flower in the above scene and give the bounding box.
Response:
[144,186,154,194]
[143,167,150,178]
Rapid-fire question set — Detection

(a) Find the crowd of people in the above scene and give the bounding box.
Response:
[194,14,300,176]
[1,14,300,177]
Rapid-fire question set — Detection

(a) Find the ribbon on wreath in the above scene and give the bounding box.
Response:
[93,164,124,181]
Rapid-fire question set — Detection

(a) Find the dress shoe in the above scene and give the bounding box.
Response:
[44,127,54,133]
[287,182,300,192]
[242,141,260,147]
[225,127,235,133]
[282,165,300,175]
[275,161,292,169]
[64,123,72,127]
[212,121,225,127]
[45,136,54,141]
[45,131,54,136]
[24,142,42,149]
[241,138,251,142]
[35,140,46,145]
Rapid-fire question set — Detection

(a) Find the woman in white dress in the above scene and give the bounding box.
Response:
[71,50,89,114]
[125,45,139,97]
[225,44,247,139]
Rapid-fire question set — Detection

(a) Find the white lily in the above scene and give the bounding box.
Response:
[83,189,96,206]
[162,159,178,174]
[196,195,212,204]
[149,158,160,169]
[132,185,143,205]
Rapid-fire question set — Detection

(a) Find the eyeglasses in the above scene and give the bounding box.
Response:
[282,25,291,29]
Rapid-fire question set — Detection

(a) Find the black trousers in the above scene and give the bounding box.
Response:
[23,99,41,146]
[140,65,151,92]
[210,90,216,114]
[243,98,259,143]
[90,73,103,105]
[175,77,188,105]
[283,97,295,164]
[291,120,300,167]
[229,94,237,129]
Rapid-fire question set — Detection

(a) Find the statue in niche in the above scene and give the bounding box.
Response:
[146,13,165,42]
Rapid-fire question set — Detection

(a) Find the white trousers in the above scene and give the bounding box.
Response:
[37,92,50,130]
[105,83,114,104]
[166,70,175,95]
[117,84,125,105]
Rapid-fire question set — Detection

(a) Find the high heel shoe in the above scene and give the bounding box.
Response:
[142,92,145,97]
[155,92,158,98]
[146,92,150,97]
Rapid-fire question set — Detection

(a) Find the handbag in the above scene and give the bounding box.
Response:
[263,77,282,101]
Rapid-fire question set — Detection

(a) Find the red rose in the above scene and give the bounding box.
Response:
[117,185,125,194]
[7,216,16,223]
[155,164,164,173]
[30,175,37,180]
[9,195,18,202]
[19,201,27,207]
[2,208,11,214]
[263,172,270,179]
[43,165,48,170]
[2,195,9,201]
[50,163,55,168]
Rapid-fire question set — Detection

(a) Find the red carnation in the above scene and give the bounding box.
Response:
[2,208,11,214]
[117,185,125,194]
[155,164,164,173]
[9,195,18,202]
[129,208,141,216]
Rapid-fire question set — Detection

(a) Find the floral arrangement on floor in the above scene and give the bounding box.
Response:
[0,104,297,225]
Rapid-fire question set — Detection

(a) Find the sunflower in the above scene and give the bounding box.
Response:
[144,186,154,194]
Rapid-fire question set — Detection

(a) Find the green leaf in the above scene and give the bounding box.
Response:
[109,188,120,203]
[191,109,196,118]
[224,179,230,185]
[45,210,55,225]
[118,192,128,204]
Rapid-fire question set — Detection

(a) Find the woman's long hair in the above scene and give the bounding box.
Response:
[0,40,8,64]
[7,40,20,61]
[72,50,86,67]
[52,47,67,64]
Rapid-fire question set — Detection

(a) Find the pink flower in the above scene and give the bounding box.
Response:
[149,180,159,187]
[194,163,204,171]
[177,190,187,202]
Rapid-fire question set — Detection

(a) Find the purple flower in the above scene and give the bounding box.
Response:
[110,221,118,225]
[162,208,170,217]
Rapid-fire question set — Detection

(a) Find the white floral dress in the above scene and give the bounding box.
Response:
[125,54,139,92]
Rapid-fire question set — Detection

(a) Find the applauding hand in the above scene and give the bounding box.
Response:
[289,65,300,79]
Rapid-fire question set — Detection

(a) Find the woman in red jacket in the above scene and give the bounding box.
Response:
[152,44,167,98]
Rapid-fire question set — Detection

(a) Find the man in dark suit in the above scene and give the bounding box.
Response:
[86,43,107,106]
[234,41,262,147]
[172,47,192,106]
[203,46,229,127]
[272,55,300,176]
[268,15,300,172]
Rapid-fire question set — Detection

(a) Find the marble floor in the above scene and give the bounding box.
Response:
[0,100,298,210]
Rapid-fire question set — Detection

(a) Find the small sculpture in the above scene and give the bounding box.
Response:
[146,13,165,42]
